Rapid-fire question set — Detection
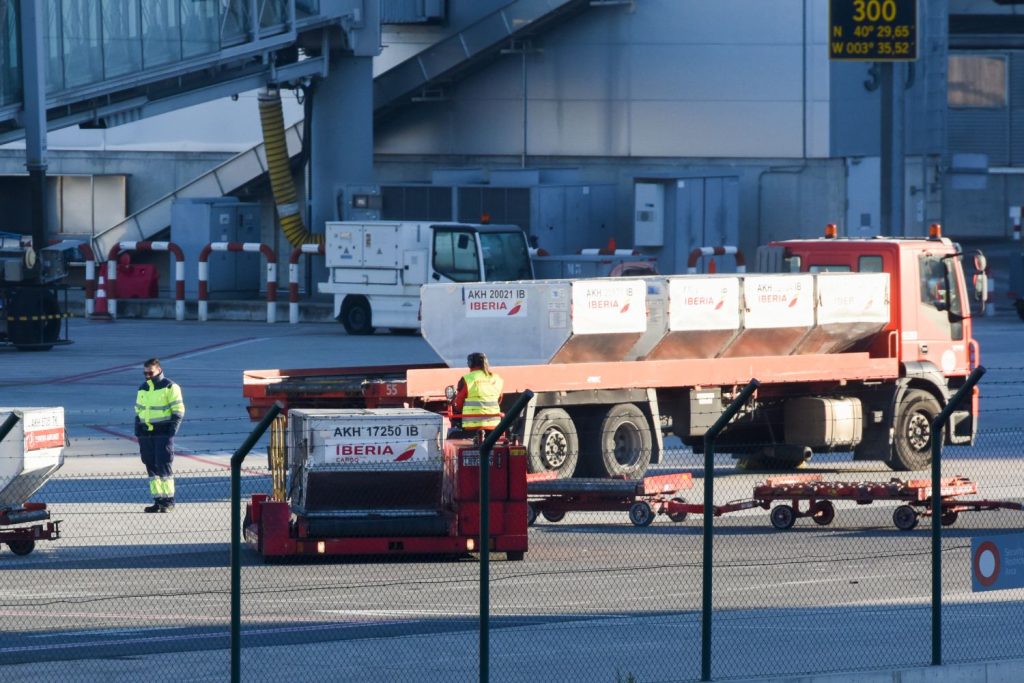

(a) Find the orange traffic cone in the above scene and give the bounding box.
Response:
[90,271,113,321]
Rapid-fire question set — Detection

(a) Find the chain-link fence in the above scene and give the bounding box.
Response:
[2,370,1024,682]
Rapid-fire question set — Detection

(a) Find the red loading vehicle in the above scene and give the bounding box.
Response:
[243,408,527,561]
[243,227,987,480]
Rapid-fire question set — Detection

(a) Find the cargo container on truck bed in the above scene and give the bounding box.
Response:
[244,230,987,478]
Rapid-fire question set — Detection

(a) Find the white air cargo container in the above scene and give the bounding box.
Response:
[286,408,445,517]
[420,278,650,367]
[0,407,65,508]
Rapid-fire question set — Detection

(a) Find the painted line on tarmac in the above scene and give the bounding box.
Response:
[47,337,262,385]
[85,425,240,471]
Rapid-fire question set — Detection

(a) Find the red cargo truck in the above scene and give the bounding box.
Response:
[244,228,987,478]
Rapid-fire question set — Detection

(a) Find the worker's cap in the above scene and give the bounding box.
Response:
[467,352,488,367]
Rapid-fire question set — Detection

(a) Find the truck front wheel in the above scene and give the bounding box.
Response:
[528,409,579,478]
[591,403,652,479]
[890,389,940,471]
[340,296,374,335]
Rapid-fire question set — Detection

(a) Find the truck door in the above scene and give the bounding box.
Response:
[912,252,967,375]
[432,229,482,282]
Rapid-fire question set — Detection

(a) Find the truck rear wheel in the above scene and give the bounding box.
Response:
[528,408,579,478]
[591,403,652,479]
[340,296,374,335]
[890,389,940,471]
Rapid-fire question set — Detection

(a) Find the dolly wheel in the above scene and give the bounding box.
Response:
[541,510,566,523]
[7,539,35,556]
[506,551,525,561]
[941,511,959,527]
[629,501,654,527]
[893,505,919,531]
[526,503,538,527]
[667,497,688,523]
[770,504,796,530]
[812,501,836,526]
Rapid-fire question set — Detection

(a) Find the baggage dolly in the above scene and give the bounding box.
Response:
[527,472,694,527]
[0,503,60,555]
[665,475,1024,531]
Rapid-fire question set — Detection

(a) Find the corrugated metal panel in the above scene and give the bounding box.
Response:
[381,0,445,24]
[949,108,1009,167]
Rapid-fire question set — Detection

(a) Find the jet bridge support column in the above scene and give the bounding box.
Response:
[310,55,375,232]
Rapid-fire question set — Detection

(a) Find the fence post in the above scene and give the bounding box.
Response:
[478,389,534,683]
[230,401,283,683]
[0,411,20,443]
[702,379,759,682]
[930,366,985,666]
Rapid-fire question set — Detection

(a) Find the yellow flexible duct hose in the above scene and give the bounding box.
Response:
[258,89,322,247]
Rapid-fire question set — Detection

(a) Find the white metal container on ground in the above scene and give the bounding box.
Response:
[0,407,65,508]
[286,408,444,515]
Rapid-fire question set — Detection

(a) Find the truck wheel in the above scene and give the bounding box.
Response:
[528,409,579,478]
[890,389,940,471]
[340,296,374,335]
[592,404,652,479]
[7,539,35,555]
[1015,299,1024,322]
[541,510,566,523]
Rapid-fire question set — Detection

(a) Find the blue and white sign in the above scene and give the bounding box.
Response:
[972,534,1024,592]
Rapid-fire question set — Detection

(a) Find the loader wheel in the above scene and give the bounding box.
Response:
[812,501,835,526]
[770,504,796,530]
[528,409,579,478]
[667,498,688,523]
[340,296,374,335]
[893,505,919,531]
[541,510,566,523]
[890,390,941,471]
[629,501,655,527]
[7,539,35,556]
[591,404,652,480]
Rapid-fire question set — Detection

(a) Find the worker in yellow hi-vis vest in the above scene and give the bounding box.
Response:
[135,358,185,513]
[452,352,504,440]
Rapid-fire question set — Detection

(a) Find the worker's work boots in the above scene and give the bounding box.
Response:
[143,499,175,513]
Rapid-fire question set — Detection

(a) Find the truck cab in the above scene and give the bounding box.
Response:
[763,227,986,465]
[320,221,533,335]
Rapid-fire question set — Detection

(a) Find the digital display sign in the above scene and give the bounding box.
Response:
[829,0,917,61]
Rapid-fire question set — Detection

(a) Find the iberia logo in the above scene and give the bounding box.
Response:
[620,302,630,313]
[394,443,420,462]
[788,295,799,308]
[507,300,523,316]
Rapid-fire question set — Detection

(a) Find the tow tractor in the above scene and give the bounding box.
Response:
[0,408,64,556]
[243,407,529,560]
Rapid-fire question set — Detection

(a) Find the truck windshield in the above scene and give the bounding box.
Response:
[480,231,532,281]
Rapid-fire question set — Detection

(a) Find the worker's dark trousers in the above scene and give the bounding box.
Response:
[139,433,175,504]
